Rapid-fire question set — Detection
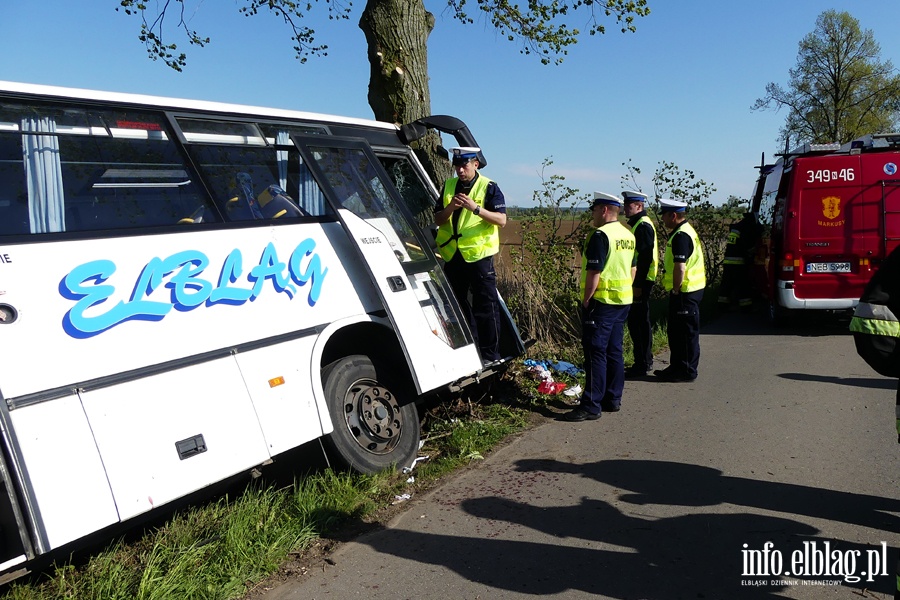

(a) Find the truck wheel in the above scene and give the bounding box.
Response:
[321,355,420,474]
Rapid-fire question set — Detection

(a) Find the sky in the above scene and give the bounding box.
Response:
[3,1,900,208]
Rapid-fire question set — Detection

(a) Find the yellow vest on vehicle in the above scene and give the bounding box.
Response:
[581,221,635,305]
[663,222,706,292]
[436,176,499,263]
[630,215,659,281]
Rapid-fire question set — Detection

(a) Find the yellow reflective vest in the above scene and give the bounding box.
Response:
[581,221,635,305]
[436,175,499,263]
[630,214,659,281]
[663,221,706,292]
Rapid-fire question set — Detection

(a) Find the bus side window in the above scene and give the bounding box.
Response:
[62,133,216,231]
[0,103,219,234]
[186,144,329,220]
[379,155,436,233]
[0,134,28,235]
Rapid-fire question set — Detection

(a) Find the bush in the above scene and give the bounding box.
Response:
[497,159,590,355]
[621,159,747,287]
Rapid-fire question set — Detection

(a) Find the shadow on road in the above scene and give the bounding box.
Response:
[357,458,897,598]
[362,503,819,598]
[515,459,900,533]
[701,311,853,338]
[778,372,896,390]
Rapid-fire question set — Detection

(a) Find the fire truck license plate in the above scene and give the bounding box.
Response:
[806,262,851,273]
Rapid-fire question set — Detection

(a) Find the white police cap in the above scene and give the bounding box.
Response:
[451,147,481,160]
[591,191,623,208]
[622,190,648,204]
[659,198,688,213]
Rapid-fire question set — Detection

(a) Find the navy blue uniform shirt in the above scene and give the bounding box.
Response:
[669,220,694,263]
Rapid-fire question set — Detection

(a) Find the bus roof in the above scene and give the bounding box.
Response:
[0,80,398,133]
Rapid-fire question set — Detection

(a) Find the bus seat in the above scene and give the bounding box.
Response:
[258,185,306,219]
[177,204,211,225]
[221,172,264,221]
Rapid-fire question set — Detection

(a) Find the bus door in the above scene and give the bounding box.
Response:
[291,135,481,394]
[0,418,30,580]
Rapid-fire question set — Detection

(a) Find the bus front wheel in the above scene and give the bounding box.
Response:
[321,355,420,474]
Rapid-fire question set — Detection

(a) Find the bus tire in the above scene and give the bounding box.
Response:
[321,355,420,474]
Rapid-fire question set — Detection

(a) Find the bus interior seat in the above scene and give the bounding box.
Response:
[222,172,262,221]
[258,184,308,219]
[177,204,213,225]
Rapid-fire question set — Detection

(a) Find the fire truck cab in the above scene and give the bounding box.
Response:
[751,134,900,322]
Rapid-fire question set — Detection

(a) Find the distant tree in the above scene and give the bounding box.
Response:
[621,159,729,284]
[503,159,590,352]
[116,0,649,185]
[752,10,900,147]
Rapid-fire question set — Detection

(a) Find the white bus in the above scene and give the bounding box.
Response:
[0,81,525,579]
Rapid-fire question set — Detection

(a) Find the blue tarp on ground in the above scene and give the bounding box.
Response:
[523,359,583,377]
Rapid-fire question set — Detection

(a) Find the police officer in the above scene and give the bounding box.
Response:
[434,147,507,363]
[718,211,761,312]
[622,191,658,377]
[655,199,706,382]
[565,192,636,422]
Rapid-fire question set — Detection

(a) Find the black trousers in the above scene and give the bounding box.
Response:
[444,253,501,361]
[718,263,752,307]
[667,289,703,379]
[581,301,630,414]
[627,281,655,371]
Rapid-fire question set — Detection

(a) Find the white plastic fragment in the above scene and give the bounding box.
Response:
[402,455,430,474]
[563,384,583,397]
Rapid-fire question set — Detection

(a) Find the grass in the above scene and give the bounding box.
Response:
[4,479,357,600]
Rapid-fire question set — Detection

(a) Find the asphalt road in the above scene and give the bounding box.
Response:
[261,311,900,599]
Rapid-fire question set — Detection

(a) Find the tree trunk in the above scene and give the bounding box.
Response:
[359,0,449,187]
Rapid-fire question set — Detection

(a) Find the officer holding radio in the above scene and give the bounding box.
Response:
[434,147,507,363]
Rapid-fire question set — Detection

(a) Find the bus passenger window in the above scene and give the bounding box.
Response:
[0,103,218,234]
[185,143,327,221]
[0,134,28,235]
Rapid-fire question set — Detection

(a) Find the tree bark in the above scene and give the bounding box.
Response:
[360,0,449,187]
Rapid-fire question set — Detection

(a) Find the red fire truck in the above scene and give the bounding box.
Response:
[750,134,900,323]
